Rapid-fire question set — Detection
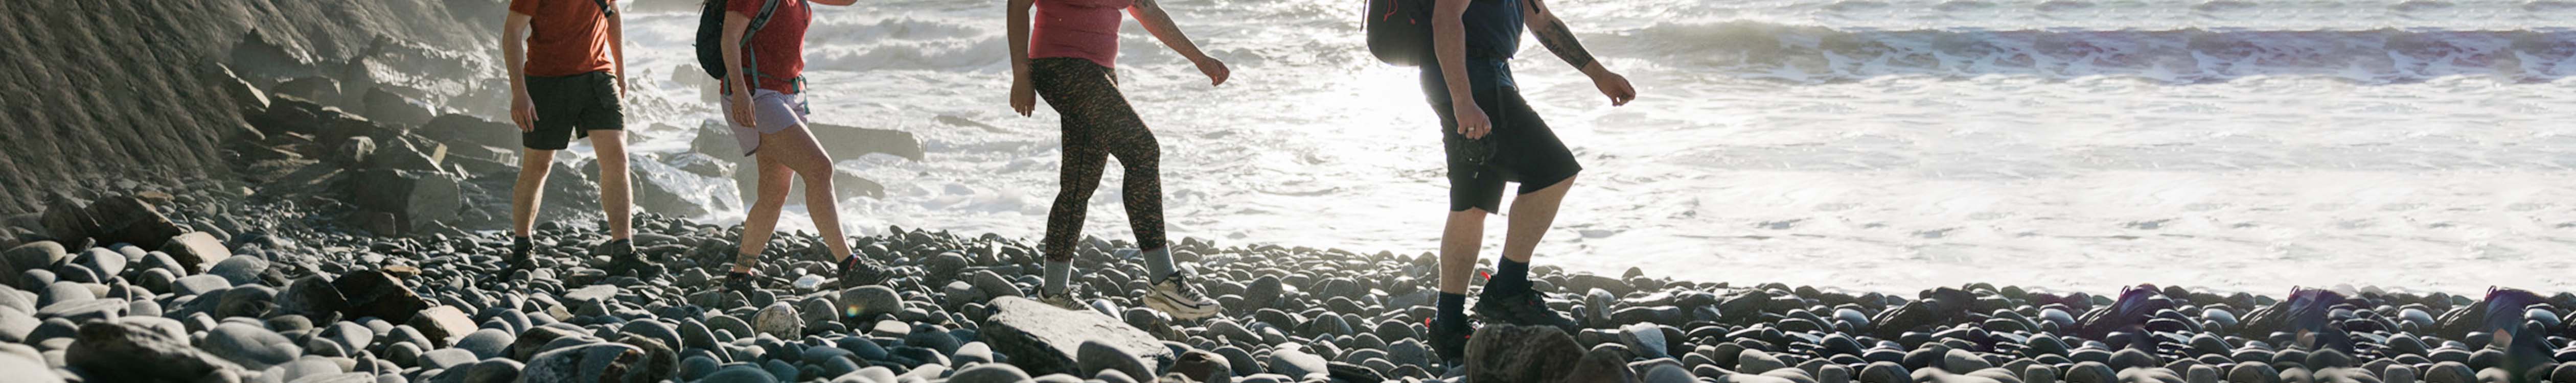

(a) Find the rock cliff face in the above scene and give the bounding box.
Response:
[0,0,503,214]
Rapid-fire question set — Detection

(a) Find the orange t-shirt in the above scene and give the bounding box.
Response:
[511,0,619,77]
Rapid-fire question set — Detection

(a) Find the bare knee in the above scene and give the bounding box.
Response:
[755,182,792,205]
[1447,208,1490,224]
[752,162,794,203]
[518,150,557,172]
[588,131,627,149]
[799,169,834,189]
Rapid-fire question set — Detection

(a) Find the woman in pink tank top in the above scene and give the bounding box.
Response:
[1005,0,1230,319]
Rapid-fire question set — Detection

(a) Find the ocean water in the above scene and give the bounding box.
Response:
[600,0,2576,295]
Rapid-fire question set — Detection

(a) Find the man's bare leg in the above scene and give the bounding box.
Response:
[1500,175,1576,263]
[1438,209,1490,295]
[588,130,633,240]
[510,149,557,238]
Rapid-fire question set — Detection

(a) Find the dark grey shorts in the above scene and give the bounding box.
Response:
[1431,85,1583,213]
[523,71,626,150]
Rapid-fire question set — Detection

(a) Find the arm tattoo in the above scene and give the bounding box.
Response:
[1528,1,1596,69]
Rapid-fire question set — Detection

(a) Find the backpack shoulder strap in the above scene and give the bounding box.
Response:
[737,0,789,91]
[752,0,783,27]
[593,0,616,18]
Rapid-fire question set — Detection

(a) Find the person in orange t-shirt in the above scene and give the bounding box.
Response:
[500,0,651,277]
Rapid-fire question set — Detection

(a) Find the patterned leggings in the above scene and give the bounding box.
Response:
[1032,58,1167,262]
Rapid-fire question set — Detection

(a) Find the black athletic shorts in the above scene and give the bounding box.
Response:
[1425,69,1583,213]
[522,71,626,150]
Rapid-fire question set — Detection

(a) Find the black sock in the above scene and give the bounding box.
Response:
[1437,292,1468,327]
[1490,257,1531,293]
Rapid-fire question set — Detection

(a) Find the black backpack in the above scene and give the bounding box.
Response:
[695,0,799,90]
[1364,0,1432,66]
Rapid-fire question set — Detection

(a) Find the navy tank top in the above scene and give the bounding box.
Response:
[1460,0,1522,60]
[1420,0,1523,97]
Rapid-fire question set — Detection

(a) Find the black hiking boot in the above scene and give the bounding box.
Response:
[724,271,761,293]
[1473,286,1578,334]
[505,236,537,271]
[595,238,660,278]
[1428,316,1473,367]
[834,253,891,288]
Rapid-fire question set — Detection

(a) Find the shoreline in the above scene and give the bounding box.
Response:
[4,184,2571,382]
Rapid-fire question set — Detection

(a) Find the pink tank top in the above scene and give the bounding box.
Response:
[1029,0,1131,68]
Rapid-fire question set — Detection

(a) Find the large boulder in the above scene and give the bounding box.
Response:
[157,232,232,275]
[212,64,270,116]
[1464,324,1584,383]
[47,196,186,249]
[349,169,462,235]
[365,137,447,174]
[407,305,478,348]
[629,154,742,219]
[274,275,347,320]
[37,195,98,247]
[312,108,403,159]
[334,270,428,323]
[249,94,330,137]
[981,296,1174,376]
[361,88,435,128]
[65,320,242,381]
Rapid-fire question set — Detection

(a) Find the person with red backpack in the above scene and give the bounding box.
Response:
[500,0,652,276]
[702,0,889,291]
[1368,0,1638,363]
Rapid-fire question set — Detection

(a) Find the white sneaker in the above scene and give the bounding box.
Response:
[1144,272,1222,320]
[1037,288,1087,311]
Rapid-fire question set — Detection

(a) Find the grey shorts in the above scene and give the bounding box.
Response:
[724,89,809,156]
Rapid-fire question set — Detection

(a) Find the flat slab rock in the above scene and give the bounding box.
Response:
[980,296,1172,376]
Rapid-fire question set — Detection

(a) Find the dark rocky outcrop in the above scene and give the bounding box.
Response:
[1465,324,1585,383]
[0,0,497,215]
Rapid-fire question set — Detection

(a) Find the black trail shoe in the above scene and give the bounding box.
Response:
[1472,287,1578,334]
[835,253,891,288]
[724,271,761,293]
[505,236,537,270]
[595,238,662,278]
[1428,317,1473,366]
